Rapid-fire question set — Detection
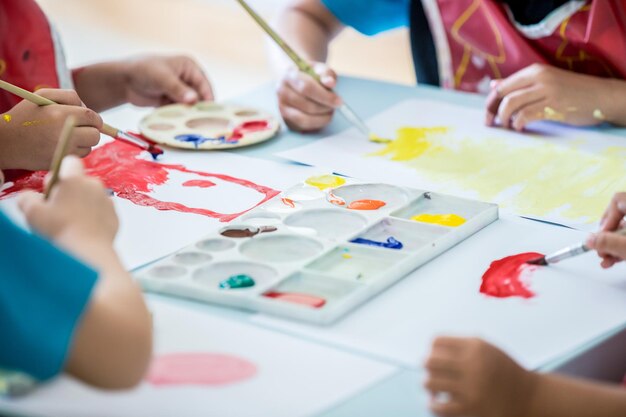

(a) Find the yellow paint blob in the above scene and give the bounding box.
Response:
[305,174,346,190]
[411,213,467,227]
[369,126,626,223]
[543,106,565,121]
[2,114,11,123]
[593,109,606,121]
[342,253,353,259]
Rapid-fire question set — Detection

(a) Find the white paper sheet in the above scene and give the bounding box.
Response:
[277,99,626,231]
[0,298,395,417]
[0,142,316,271]
[253,215,626,370]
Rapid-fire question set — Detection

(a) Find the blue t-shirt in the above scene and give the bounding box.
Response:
[321,0,410,36]
[0,211,98,381]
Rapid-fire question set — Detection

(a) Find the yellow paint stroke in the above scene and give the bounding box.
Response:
[543,107,565,122]
[411,213,467,227]
[2,114,11,123]
[369,127,626,223]
[369,133,392,144]
[22,120,47,127]
[305,174,346,190]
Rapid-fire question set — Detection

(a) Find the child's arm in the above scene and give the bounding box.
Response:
[424,337,626,417]
[18,156,152,389]
[485,64,626,130]
[274,0,344,132]
[72,55,214,113]
[0,89,102,171]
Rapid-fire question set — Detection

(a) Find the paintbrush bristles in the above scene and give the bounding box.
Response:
[526,257,548,266]
[44,116,76,200]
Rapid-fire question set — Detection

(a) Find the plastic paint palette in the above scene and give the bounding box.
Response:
[139,102,280,150]
[136,176,499,324]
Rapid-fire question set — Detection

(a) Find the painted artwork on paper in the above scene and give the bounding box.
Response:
[0,140,279,223]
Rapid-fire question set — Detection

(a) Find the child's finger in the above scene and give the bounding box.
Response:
[17,191,48,232]
[497,88,545,128]
[511,102,548,131]
[36,89,84,107]
[424,375,460,395]
[181,58,214,101]
[280,105,333,132]
[161,71,199,104]
[278,82,335,116]
[493,66,537,99]
[67,106,103,129]
[313,63,338,88]
[588,232,626,262]
[484,88,501,125]
[59,155,86,179]
[285,68,342,109]
[600,193,626,232]
[429,395,466,417]
[424,353,461,374]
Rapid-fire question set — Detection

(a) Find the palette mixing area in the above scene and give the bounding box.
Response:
[137,175,499,324]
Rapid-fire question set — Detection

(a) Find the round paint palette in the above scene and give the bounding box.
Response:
[139,102,281,150]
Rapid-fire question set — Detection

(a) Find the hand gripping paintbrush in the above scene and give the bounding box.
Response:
[233,0,371,138]
[44,116,76,199]
[528,228,626,266]
[0,79,164,159]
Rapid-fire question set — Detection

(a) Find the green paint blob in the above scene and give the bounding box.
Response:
[219,274,255,289]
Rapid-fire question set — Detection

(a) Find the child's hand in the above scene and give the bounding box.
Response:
[586,192,626,268]
[0,89,103,171]
[277,62,342,132]
[485,64,613,131]
[18,156,118,254]
[123,55,214,107]
[424,337,536,417]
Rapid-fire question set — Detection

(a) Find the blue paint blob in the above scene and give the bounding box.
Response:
[219,274,256,289]
[175,134,211,148]
[350,237,403,250]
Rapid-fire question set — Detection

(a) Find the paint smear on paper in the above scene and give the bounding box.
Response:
[0,141,279,222]
[281,197,296,208]
[480,252,544,299]
[146,353,257,387]
[264,291,326,308]
[347,199,386,210]
[369,133,392,144]
[370,126,626,223]
[305,175,346,190]
[411,213,466,227]
[350,237,403,249]
[183,179,216,188]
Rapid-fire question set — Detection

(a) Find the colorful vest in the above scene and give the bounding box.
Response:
[411,0,626,93]
[0,0,72,112]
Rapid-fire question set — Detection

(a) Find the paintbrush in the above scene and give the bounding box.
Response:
[44,115,76,199]
[233,0,371,138]
[0,79,164,159]
[527,228,626,266]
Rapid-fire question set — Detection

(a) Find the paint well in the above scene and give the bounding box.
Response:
[240,235,323,263]
[330,184,409,211]
[146,353,256,386]
[235,110,259,117]
[149,265,187,279]
[186,117,230,130]
[480,252,544,299]
[411,213,467,227]
[356,217,448,251]
[264,291,326,308]
[196,239,236,252]
[305,175,346,190]
[148,123,175,131]
[220,226,260,238]
[174,252,212,266]
[284,209,368,239]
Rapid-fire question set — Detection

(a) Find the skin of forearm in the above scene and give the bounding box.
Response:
[603,78,626,127]
[72,61,130,113]
[62,241,153,389]
[270,2,343,72]
[525,372,626,417]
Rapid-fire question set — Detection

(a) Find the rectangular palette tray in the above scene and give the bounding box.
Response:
[136,177,498,325]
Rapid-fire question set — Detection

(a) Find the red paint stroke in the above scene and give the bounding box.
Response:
[348,199,386,210]
[281,197,296,208]
[264,291,326,308]
[183,179,216,188]
[328,192,346,206]
[146,353,257,387]
[230,120,271,142]
[480,252,544,299]
[0,141,279,222]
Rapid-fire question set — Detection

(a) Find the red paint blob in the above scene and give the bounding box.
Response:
[480,252,544,299]
[146,353,257,387]
[0,141,279,222]
[347,199,386,210]
[183,179,216,188]
[230,120,271,142]
[264,291,326,308]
